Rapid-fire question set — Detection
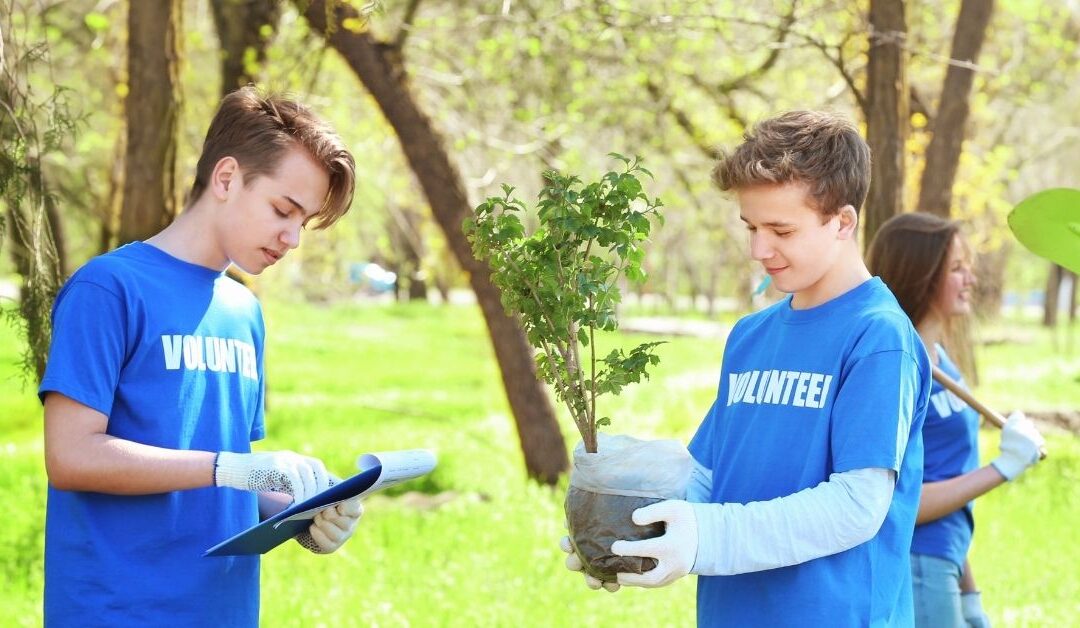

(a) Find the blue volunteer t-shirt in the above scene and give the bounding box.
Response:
[39,242,266,627]
[689,277,930,628]
[910,347,980,568]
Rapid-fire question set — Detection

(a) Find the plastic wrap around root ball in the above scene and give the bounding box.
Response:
[564,434,692,583]
[565,488,663,581]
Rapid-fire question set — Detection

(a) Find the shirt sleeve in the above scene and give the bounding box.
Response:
[831,349,922,473]
[248,302,267,442]
[686,457,714,503]
[38,280,129,417]
[690,467,895,576]
[688,398,721,467]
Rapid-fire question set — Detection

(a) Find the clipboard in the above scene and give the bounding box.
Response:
[205,449,436,556]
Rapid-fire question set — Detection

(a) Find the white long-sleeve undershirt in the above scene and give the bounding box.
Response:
[686,459,895,576]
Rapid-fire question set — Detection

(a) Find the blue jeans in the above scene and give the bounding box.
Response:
[911,553,965,628]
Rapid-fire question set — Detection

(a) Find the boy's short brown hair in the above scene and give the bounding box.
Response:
[188,86,355,229]
[712,110,870,218]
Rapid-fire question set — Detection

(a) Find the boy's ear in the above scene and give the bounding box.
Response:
[836,205,858,240]
[210,157,239,201]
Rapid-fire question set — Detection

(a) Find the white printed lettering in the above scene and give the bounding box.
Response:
[162,335,183,370]
[741,371,761,403]
[763,369,785,404]
[805,373,825,407]
[792,372,810,407]
[818,375,833,408]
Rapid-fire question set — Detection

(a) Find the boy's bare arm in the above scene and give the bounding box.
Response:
[45,392,334,501]
[44,392,217,494]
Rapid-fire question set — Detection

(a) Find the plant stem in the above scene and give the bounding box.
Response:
[589,301,596,449]
[501,251,591,438]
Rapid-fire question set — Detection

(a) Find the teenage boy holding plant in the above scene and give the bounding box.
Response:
[562,110,932,627]
[40,87,362,626]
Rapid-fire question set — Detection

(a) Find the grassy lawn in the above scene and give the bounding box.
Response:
[0,299,1076,626]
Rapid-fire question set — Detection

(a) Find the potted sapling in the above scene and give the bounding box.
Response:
[464,155,691,583]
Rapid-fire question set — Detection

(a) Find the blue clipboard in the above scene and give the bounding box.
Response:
[204,464,382,557]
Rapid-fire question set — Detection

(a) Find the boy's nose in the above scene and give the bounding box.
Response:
[749,233,773,261]
[281,225,301,249]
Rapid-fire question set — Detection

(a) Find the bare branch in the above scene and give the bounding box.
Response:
[393,0,423,50]
[708,2,799,95]
[798,31,868,114]
[644,79,720,161]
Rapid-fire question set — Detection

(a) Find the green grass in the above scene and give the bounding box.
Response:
[1,301,1077,626]
[976,315,1080,412]
[972,434,1080,626]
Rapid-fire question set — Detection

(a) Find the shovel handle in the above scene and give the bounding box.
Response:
[931,365,1006,428]
[931,364,1047,459]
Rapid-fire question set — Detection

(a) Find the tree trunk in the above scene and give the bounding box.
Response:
[705,260,719,318]
[5,167,65,381]
[917,0,994,215]
[864,0,909,244]
[210,1,281,292]
[298,0,568,483]
[387,204,428,301]
[1044,263,1063,327]
[1069,270,1077,322]
[119,0,183,244]
[43,182,68,278]
[100,128,126,254]
[0,64,66,382]
[401,206,425,300]
[973,243,1007,317]
[210,0,282,96]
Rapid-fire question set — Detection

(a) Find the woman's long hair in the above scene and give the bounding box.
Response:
[866,212,962,327]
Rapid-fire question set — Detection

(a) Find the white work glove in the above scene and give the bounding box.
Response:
[961,591,991,628]
[559,535,620,592]
[214,451,331,504]
[611,499,698,588]
[990,411,1045,481]
[295,498,364,554]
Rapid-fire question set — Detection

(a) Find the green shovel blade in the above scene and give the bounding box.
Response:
[1007,188,1080,275]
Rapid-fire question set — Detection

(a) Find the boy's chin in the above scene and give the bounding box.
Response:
[769,277,799,294]
[229,261,265,276]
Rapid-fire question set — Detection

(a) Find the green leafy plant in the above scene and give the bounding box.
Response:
[465,155,664,453]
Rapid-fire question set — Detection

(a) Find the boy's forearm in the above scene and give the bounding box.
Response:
[47,432,217,494]
[44,392,217,494]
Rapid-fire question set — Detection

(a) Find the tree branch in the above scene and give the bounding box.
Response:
[640,2,797,159]
[798,30,868,115]
[393,0,423,50]
[644,79,720,161]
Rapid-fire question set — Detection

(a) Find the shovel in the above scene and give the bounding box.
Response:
[1007,187,1080,275]
[932,365,1047,459]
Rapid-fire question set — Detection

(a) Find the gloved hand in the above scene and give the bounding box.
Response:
[559,535,620,592]
[214,451,331,503]
[295,498,364,554]
[961,591,991,628]
[611,499,698,588]
[990,411,1045,481]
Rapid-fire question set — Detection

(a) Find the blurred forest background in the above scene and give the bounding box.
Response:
[3,0,1078,479]
[1,0,1079,625]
